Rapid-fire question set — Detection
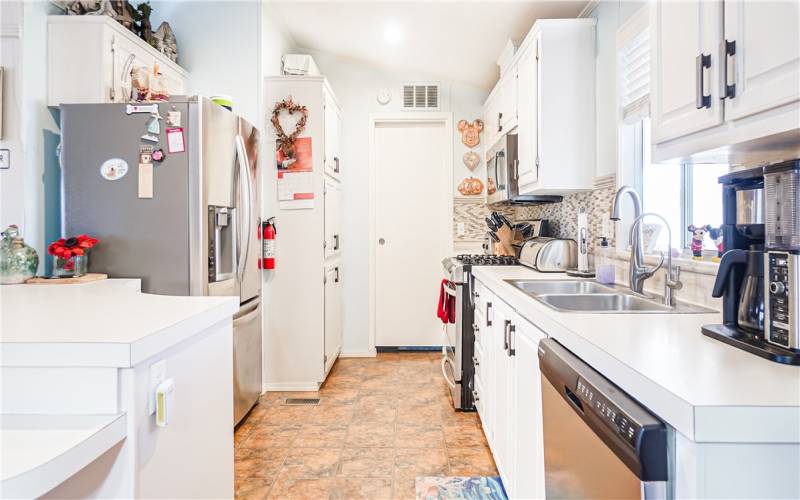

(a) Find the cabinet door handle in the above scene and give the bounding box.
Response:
[695,53,712,109]
[472,355,480,367]
[508,324,516,357]
[333,234,340,251]
[334,267,340,283]
[503,319,511,352]
[486,302,492,326]
[720,40,736,99]
[334,157,340,173]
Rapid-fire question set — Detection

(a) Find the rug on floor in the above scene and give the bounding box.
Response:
[416,476,507,500]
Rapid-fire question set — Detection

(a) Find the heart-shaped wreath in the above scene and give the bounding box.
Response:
[271,96,308,155]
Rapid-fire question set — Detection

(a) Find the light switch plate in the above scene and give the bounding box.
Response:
[148,360,166,415]
[0,150,9,169]
[457,222,466,236]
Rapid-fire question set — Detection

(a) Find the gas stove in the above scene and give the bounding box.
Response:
[456,254,518,266]
[440,253,518,412]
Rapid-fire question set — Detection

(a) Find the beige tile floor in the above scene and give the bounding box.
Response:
[234,352,497,499]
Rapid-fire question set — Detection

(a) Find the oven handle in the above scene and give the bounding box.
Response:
[441,356,457,389]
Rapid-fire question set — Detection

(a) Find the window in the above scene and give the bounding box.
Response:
[617,7,727,258]
[635,120,728,253]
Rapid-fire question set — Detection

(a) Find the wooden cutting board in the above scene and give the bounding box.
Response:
[26,273,108,285]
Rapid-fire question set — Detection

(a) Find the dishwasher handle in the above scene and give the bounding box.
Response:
[538,338,669,483]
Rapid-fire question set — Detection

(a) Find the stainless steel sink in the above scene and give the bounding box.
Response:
[535,293,675,312]
[505,279,716,314]
[508,279,615,295]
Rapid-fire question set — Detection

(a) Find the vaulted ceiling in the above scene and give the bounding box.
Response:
[270,1,589,89]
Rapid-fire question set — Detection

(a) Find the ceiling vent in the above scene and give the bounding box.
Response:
[402,84,440,110]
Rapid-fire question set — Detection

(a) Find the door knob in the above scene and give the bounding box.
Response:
[378,238,386,245]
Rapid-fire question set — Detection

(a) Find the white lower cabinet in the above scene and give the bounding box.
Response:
[475,279,547,499]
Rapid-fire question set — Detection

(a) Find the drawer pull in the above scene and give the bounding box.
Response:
[472,389,480,402]
[472,355,479,367]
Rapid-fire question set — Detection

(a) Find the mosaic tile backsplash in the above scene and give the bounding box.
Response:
[513,175,617,252]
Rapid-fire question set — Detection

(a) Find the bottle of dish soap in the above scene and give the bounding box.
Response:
[0,225,39,284]
[595,237,616,285]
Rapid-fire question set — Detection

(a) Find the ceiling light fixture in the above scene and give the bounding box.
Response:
[383,22,404,45]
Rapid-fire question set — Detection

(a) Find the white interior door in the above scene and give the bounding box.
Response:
[374,119,451,347]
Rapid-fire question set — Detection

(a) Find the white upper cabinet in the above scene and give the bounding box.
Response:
[650,0,800,161]
[517,19,596,195]
[499,67,519,133]
[650,0,724,143]
[515,40,539,189]
[47,15,188,106]
[723,0,800,122]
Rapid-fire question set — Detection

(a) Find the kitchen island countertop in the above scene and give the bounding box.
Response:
[472,265,800,443]
[0,279,239,367]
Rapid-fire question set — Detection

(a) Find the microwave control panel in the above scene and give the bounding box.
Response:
[576,377,641,448]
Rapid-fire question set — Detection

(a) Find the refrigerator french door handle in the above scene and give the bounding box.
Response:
[235,135,253,283]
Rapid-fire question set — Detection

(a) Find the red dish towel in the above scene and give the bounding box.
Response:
[437,279,456,324]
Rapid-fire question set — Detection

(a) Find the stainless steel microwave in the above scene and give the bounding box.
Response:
[486,134,519,205]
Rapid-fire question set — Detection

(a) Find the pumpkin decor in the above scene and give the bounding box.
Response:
[458,176,484,196]
[462,151,480,171]
[270,97,309,156]
[487,177,497,195]
[457,119,484,148]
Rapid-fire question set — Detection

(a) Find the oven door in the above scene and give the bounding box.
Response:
[441,280,462,407]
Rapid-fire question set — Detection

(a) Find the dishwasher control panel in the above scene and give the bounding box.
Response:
[577,377,640,447]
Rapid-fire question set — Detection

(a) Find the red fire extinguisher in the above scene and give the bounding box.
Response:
[261,217,276,270]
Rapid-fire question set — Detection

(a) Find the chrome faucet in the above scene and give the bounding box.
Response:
[610,186,655,294]
[630,212,683,306]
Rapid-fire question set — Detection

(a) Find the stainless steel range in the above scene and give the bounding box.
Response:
[441,254,517,410]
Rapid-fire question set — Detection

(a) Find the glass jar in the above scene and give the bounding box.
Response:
[0,225,40,284]
[53,254,88,278]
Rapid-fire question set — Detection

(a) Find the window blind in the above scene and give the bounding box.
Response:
[618,29,650,123]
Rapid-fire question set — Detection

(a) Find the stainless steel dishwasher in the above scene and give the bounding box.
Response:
[538,339,671,499]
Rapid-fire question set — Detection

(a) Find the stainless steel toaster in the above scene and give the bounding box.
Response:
[518,237,578,272]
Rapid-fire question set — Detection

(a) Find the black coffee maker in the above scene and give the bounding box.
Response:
[702,166,800,364]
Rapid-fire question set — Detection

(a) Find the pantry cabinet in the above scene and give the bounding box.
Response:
[324,89,343,180]
[47,15,189,107]
[484,19,595,196]
[473,280,547,500]
[650,0,724,143]
[650,0,800,162]
[264,76,343,390]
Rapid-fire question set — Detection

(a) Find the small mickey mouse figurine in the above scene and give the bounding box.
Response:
[707,226,724,262]
[457,119,484,148]
[687,224,711,260]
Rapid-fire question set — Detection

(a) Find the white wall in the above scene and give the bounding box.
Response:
[150,1,262,126]
[0,1,60,271]
[297,49,487,354]
[588,0,647,177]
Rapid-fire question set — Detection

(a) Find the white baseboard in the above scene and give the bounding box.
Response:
[338,349,377,358]
[264,382,320,392]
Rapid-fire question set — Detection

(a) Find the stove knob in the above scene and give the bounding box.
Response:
[770,281,786,295]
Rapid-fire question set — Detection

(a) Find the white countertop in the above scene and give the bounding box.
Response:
[472,266,800,443]
[0,280,239,367]
[0,413,127,498]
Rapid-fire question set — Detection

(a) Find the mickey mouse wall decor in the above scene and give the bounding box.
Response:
[458,119,484,148]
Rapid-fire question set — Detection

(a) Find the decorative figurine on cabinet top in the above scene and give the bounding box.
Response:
[0,225,39,284]
[152,21,178,63]
[458,119,483,148]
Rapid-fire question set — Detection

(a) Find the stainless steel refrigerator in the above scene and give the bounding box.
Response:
[60,96,262,425]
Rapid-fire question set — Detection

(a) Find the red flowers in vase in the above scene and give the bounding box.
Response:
[48,234,100,261]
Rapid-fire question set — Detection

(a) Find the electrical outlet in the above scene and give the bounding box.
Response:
[457,222,466,236]
[149,360,166,415]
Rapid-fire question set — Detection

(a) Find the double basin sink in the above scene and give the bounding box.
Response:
[506,279,715,314]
